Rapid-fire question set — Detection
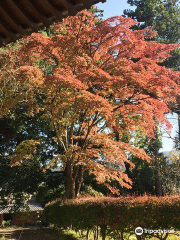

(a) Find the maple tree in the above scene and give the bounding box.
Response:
[124,0,180,196]
[124,0,180,147]
[0,11,179,199]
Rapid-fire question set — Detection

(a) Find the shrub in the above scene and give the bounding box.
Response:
[43,196,180,239]
[1,220,11,228]
[80,185,104,198]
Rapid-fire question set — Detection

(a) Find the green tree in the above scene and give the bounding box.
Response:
[124,0,180,43]
[0,105,65,207]
[128,130,180,196]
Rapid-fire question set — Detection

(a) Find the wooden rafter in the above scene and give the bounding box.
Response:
[0,0,106,46]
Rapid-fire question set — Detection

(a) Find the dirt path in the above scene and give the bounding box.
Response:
[0,227,60,240]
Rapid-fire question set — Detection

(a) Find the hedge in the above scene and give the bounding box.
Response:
[43,196,180,239]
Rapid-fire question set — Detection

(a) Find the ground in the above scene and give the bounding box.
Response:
[0,228,179,240]
[0,227,60,240]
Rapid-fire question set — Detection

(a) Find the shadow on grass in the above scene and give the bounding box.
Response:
[0,227,79,240]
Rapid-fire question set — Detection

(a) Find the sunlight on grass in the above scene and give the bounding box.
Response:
[64,229,180,240]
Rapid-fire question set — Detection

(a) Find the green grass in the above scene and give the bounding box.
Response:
[63,229,180,240]
[0,228,179,240]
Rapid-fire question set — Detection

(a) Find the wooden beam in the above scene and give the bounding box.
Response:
[36,0,65,20]
[7,0,39,31]
[21,0,52,27]
[0,22,17,41]
[60,0,77,15]
[0,36,6,46]
[81,0,91,8]
[0,5,26,36]
[0,0,106,47]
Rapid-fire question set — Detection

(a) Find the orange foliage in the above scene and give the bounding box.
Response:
[1,11,179,196]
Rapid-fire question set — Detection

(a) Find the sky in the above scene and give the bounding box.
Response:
[96,0,179,152]
[96,0,132,18]
[160,113,178,152]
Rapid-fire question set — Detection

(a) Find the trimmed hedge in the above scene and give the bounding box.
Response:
[43,196,180,233]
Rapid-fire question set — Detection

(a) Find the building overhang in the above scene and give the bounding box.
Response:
[0,0,106,47]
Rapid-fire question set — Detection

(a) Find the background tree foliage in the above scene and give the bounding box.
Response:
[124,0,180,43]
[0,105,65,206]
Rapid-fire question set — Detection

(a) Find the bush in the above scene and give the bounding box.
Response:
[80,185,104,197]
[1,220,11,228]
[43,196,180,239]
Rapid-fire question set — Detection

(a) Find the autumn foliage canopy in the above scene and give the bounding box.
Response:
[0,11,179,198]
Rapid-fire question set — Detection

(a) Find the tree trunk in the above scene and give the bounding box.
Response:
[120,231,124,240]
[154,128,163,197]
[178,112,180,149]
[65,162,75,199]
[86,229,90,240]
[65,163,84,199]
[155,170,162,196]
[101,226,107,240]
[75,166,83,197]
[155,160,163,196]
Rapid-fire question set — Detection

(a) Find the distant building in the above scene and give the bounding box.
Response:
[0,199,43,226]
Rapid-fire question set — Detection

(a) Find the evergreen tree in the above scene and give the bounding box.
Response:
[0,106,64,207]
[129,130,180,196]
[124,0,180,43]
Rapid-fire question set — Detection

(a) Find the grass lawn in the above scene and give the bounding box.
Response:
[65,229,180,240]
[0,228,179,240]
